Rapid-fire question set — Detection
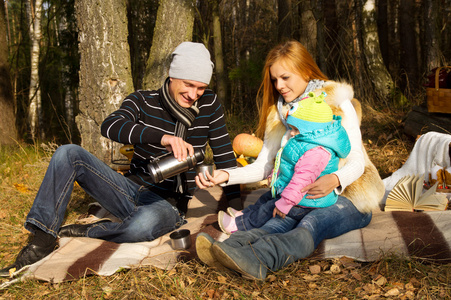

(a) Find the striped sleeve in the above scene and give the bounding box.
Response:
[100,91,165,145]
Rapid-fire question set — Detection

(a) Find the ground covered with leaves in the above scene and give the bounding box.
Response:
[1,106,450,299]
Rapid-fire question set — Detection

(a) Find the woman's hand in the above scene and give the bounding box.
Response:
[195,169,230,189]
[302,173,340,199]
[273,207,286,219]
[160,135,194,161]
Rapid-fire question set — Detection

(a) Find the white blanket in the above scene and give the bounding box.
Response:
[382,131,451,193]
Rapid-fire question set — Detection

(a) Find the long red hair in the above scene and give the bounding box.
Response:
[255,40,328,138]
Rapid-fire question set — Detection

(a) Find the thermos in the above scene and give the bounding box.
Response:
[147,149,204,183]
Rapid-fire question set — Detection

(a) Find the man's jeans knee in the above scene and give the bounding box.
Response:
[25,144,183,243]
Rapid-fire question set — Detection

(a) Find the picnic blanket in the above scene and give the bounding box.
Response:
[5,132,451,285]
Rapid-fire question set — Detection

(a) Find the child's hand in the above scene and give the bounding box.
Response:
[267,171,273,184]
[273,207,286,219]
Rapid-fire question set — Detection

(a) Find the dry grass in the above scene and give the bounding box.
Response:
[1,108,451,299]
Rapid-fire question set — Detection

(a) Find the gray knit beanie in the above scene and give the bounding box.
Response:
[169,42,214,85]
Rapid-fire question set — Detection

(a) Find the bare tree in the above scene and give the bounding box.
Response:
[75,0,134,162]
[143,0,195,90]
[0,0,17,144]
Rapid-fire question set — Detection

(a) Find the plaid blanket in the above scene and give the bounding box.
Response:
[3,186,445,285]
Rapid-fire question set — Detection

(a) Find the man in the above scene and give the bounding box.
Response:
[0,42,241,277]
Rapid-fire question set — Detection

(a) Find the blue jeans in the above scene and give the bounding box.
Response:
[235,191,314,234]
[25,144,184,243]
[225,195,372,273]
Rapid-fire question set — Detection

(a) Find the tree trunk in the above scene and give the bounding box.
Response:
[212,0,228,108]
[423,0,440,71]
[143,0,195,90]
[0,0,17,145]
[27,0,42,141]
[278,0,292,40]
[360,0,393,101]
[377,0,389,67]
[298,0,317,58]
[75,0,134,163]
[399,0,419,94]
[127,0,157,90]
[311,0,326,71]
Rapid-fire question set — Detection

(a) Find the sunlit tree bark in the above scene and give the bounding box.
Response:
[75,0,134,162]
[143,0,195,90]
[27,0,42,140]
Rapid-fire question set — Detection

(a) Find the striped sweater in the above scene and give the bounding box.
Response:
[100,87,241,211]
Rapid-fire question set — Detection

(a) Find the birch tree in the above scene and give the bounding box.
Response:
[27,0,42,140]
[361,0,393,101]
[75,0,134,163]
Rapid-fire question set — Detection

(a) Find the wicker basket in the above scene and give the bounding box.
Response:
[426,66,451,114]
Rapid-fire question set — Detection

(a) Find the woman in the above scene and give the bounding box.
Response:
[195,40,385,280]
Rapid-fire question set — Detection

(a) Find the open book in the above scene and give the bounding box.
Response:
[385,173,449,212]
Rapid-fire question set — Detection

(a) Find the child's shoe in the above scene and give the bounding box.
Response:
[227,207,243,218]
[218,211,238,235]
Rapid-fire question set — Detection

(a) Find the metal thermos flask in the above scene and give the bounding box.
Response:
[147,149,204,183]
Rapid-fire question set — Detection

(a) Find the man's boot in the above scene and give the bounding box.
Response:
[0,229,57,278]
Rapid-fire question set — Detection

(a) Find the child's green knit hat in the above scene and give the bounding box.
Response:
[286,91,333,133]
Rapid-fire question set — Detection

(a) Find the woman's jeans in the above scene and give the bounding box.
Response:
[229,195,372,274]
[234,191,314,234]
[25,144,184,243]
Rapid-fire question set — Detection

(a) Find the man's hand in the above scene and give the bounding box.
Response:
[161,135,194,161]
[301,173,340,199]
[273,207,286,219]
[195,169,230,189]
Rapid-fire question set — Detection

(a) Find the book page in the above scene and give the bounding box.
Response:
[385,175,415,211]
[412,174,424,206]
[415,194,448,211]
[385,173,449,212]
[398,175,415,203]
[386,177,409,203]
[415,181,448,210]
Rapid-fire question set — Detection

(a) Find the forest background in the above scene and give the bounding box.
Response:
[0,0,450,163]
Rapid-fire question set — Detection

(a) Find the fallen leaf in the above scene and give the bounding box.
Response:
[374,276,387,287]
[267,274,277,282]
[207,289,215,298]
[308,283,317,289]
[309,264,321,274]
[330,264,341,274]
[13,183,31,194]
[217,276,227,284]
[303,275,320,281]
[351,271,362,281]
[384,288,400,297]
